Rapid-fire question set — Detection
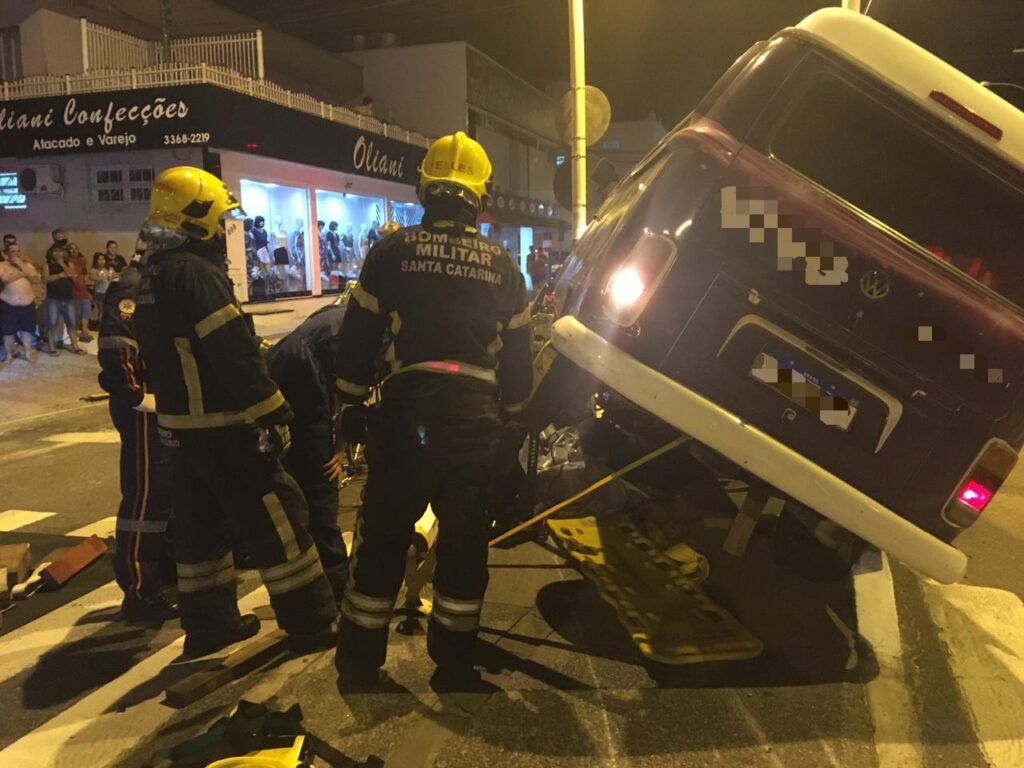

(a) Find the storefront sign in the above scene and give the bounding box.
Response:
[0,89,205,154]
[1,84,425,186]
[351,135,407,181]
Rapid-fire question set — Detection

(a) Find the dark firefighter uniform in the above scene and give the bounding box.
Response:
[97,264,175,617]
[333,131,533,679]
[266,303,350,600]
[133,166,336,655]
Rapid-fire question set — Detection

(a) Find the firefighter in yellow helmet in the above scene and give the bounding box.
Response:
[333,132,532,690]
[133,166,337,657]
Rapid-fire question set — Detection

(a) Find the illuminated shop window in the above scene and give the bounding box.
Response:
[315,189,385,293]
[389,200,424,228]
[240,179,311,301]
[0,172,27,211]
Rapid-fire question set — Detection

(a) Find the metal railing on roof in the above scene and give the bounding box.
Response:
[0,62,430,148]
[82,19,261,79]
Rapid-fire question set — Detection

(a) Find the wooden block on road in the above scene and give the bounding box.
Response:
[0,543,31,587]
[40,536,107,588]
[163,629,288,709]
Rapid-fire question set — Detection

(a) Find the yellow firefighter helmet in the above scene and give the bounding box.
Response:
[418,131,492,210]
[146,166,245,240]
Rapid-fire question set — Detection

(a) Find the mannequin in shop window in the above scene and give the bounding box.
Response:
[273,217,290,287]
[253,216,272,289]
[340,224,355,278]
[326,221,342,267]
[358,223,371,272]
[290,218,305,292]
[317,221,329,267]
[243,218,256,271]
[245,218,267,301]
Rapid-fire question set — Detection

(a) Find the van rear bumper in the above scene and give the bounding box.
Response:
[551,315,968,584]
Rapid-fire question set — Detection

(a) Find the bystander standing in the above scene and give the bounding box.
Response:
[42,246,84,356]
[67,243,93,342]
[527,245,548,293]
[353,95,375,117]
[0,242,39,366]
[105,240,127,273]
[90,252,114,327]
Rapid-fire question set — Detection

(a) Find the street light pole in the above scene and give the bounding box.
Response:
[568,0,587,240]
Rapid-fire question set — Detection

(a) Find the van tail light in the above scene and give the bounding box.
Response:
[943,440,1017,528]
[602,232,677,326]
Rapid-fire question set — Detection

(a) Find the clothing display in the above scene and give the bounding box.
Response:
[239,181,312,300]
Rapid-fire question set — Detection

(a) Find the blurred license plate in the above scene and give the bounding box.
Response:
[751,350,858,431]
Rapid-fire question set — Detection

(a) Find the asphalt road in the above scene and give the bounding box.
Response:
[0,403,1022,767]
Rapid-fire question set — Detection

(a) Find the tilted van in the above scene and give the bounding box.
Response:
[533,9,1024,585]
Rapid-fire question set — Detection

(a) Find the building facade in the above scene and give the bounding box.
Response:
[347,42,571,281]
[0,4,428,305]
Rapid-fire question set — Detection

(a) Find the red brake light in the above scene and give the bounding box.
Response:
[928,91,1003,141]
[944,440,1017,528]
[602,233,677,326]
[957,480,993,512]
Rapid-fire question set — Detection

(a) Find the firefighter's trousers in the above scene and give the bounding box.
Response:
[166,426,337,637]
[283,424,349,601]
[337,376,501,672]
[110,397,173,601]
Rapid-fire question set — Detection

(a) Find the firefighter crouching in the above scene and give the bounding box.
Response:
[333,132,533,689]
[97,253,178,622]
[265,302,350,602]
[133,166,337,658]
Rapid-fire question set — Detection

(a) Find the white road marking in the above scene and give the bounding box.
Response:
[4,443,76,464]
[43,431,119,444]
[923,581,1024,768]
[0,509,56,532]
[0,401,105,429]
[0,581,124,684]
[0,586,271,767]
[854,553,924,767]
[5,430,121,464]
[65,516,118,539]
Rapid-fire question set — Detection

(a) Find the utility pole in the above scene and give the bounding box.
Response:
[568,0,587,240]
[159,0,172,63]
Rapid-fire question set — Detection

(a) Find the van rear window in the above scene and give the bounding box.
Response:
[771,75,1024,310]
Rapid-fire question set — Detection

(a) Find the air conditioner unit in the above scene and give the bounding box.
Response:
[18,165,63,194]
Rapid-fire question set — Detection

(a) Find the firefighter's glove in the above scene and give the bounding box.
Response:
[339,404,369,446]
[258,423,291,458]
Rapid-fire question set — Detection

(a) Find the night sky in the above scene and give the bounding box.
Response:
[223,0,1024,125]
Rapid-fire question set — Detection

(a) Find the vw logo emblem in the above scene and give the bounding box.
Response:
[860,269,891,300]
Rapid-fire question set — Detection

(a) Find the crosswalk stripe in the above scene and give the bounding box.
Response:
[0,509,56,532]
[854,553,924,767]
[0,586,272,766]
[923,581,1024,768]
[65,516,118,539]
[0,581,124,684]
[42,431,120,444]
